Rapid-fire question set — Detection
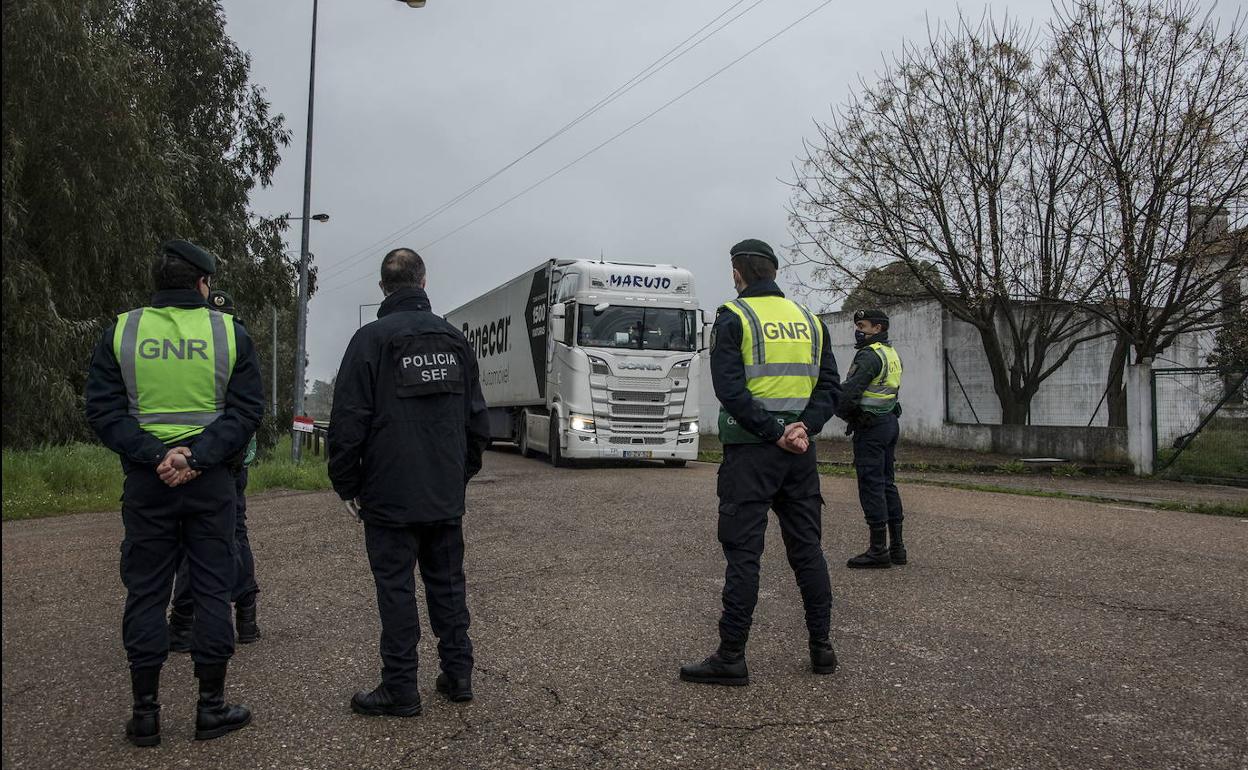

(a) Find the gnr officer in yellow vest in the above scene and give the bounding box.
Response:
[839,308,906,568]
[85,240,264,746]
[680,239,842,686]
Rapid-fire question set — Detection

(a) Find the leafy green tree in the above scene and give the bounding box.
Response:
[2,0,295,448]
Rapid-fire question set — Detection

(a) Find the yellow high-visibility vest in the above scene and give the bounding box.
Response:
[113,306,236,443]
[860,341,902,414]
[717,296,823,443]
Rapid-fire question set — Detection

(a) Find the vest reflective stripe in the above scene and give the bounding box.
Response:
[861,342,903,413]
[114,306,236,443]
[118,309,144,415]
[209,310,230,409]
[728,299,767,365]
[136,411,222,426]
[797,304,821,371]
[744,362,821,378]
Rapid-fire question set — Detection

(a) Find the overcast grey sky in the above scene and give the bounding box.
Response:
[219,0,1062,383]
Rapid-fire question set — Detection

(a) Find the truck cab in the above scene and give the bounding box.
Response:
[536,260,704,465]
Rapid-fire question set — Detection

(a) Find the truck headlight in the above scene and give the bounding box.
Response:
[679,421,699,435]
[672,359,692,371]
[570,414,596,433]
[588,356,610,375]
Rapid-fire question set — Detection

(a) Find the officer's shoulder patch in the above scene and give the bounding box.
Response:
[709,326,718,353]
[847,363,859,377]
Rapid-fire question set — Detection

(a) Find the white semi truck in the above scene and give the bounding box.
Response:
[446,259,706,466]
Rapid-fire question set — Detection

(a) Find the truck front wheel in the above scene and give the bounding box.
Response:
[549,417,567,468]
[518,411,534,458]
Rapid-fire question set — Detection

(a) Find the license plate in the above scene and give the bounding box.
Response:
[623,450,652,459]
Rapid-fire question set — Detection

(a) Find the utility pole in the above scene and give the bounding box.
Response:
[271,305,279,417]
[291,0,319,462]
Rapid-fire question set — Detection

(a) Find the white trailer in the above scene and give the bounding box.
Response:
[446,259,706,466]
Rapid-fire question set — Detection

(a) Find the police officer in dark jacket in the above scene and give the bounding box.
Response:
[168,290,262,653]
[329,247,490,717]
[85,240,264,746]
[838,308,906,568]
[680,239,842,686]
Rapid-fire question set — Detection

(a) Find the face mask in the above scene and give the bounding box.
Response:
[854,329,869,345]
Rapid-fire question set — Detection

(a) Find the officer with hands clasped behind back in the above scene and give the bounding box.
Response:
[680,239,842,686]
[839,308,906,568]
[85,240,264,746]
[167,290,263,654]
[329,248,491,717]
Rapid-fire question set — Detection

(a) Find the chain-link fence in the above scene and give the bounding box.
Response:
[1153,367,1248,482]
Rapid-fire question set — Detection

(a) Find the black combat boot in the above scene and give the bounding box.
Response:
[679,642,749,686]
[125,667,161,747]
[235,598,262,644]
[847,525,892,569]
[350,684,422,717]
[194,665,251,740]
[436,672,474,703]
[168,609,192,654]
[887,521,907,565]
[809,637,838,675]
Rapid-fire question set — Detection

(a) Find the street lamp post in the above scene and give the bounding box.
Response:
[290,0,321,462]
[291,0,427,462]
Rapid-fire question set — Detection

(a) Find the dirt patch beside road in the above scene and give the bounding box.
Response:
[3,451,1246,769]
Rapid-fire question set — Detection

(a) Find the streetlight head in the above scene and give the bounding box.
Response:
[312,213,330,222]
[400,0,426,7]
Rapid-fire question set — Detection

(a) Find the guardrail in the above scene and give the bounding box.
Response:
[302,420,330,457]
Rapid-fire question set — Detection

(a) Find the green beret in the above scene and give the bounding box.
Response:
[729,238,778,268]
[162,239,217,275]
[853,308,889,325]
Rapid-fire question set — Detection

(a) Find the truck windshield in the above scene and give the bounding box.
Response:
[578,306,697,351]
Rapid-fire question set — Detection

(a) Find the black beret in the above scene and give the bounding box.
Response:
[729,238,779,268]
[208,290,236,314]
[853,308,889,325]
[162,239,217,275]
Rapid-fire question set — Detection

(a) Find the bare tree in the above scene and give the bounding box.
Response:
[1049,0,1248,425]
[789,14,1107,424]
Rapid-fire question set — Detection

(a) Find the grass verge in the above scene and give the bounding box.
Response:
[3,437,332,521]
[695,452,1248,517]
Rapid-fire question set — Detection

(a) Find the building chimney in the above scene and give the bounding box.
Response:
[1189,205,1230,244]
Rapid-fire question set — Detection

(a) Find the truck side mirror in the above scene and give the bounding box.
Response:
[549,304,565,345]
[698,309,712,352]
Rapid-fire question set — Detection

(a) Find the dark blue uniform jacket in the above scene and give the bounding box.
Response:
[328,287,491,526]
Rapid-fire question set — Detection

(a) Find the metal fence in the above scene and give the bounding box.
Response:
[1153,367,1248,482]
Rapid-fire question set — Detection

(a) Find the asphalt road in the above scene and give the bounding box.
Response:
[3,450,1246,769]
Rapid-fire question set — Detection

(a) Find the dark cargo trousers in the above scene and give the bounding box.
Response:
[172,468,257,614]
[851,412,904,526]
[121,466,236,672]
[717,442,833,646]
[364,520,474,699]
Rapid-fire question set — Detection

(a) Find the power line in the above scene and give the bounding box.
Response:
[321,0,834,294]
[315,0,765,284]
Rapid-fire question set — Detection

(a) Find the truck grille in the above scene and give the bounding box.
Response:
[612,391,666,404]
[608,437,666,445]
[609,404,667,418]
[608,421,666,433]
[612,376,670,391]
